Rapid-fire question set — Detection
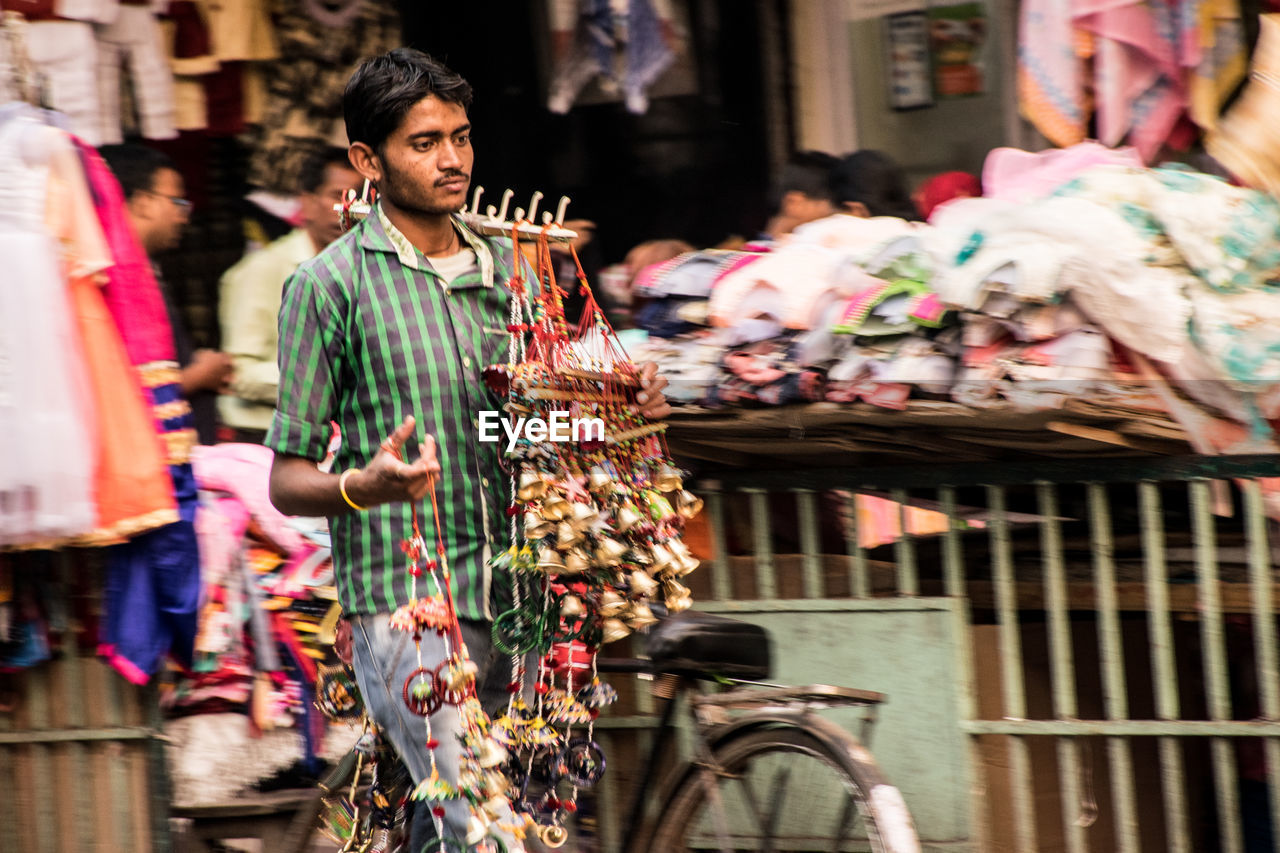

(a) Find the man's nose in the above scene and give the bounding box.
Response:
[438,140,464,171]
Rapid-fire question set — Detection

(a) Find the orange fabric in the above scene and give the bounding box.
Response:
[48,143,176,543]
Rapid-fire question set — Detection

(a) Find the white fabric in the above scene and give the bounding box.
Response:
[0,109,97,545]
[95,5,177,144]
[24,21,101,145]
[427,246,478,284]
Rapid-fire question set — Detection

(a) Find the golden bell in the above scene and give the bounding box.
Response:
[653,462,683,492]
[477,737,508,769]
[629,569,659,598]
[588,465,612,492]
[556,521,583,549]
[599,589,628,617]
[628,602,658,630]
[542,492,571,521]
[525,513,553,539]
[537,547,565,572]
[595,537,628,567]
[615,504,643,533]
[569,501,598,532]
[666,594,694,613]
[518,468,548,502]
[648,543,675,573]
[484,768,510,795]
[675,489,704,518]
[541,824,569,848]
[663,579,691,601]
[675,553,701,576]
[560,594,586,620]
[602,618,631,644]
[562,548,590,575]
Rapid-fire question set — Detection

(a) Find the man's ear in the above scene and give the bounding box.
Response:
[347,142,382,186]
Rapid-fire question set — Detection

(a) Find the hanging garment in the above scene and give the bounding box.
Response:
[0,106,98,546]
[48,138,177,543]
[22,20,101,144]
[245,0,399,194]
[546,0,676,114]
[1017,0,1089,148]
[1207,14,1280,195]
[95,3,178,144]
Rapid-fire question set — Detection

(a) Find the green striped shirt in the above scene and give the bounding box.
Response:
[267,206,521,621]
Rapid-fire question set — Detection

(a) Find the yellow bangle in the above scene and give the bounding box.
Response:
[339,468,368,511]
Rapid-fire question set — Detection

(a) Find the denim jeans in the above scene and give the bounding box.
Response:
[348,614,527,851]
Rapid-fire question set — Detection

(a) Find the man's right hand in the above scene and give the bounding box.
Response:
[346,416,442,507]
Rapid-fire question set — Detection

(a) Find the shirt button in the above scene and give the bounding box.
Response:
[481,477,490,487]
[463,356,472,368]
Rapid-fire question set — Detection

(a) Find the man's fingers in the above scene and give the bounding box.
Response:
[639,361,659,381]
[643,402,672,420]
[419,434,438,463]
[383,415,416,453]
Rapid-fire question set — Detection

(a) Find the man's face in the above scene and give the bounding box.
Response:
[375,96,473,216]
[301,162,362,249]
[139,167,190,253]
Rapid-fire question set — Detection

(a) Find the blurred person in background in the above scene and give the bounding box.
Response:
[763,150,840,239]
[101,143,233,445]
[830,149,921,221]
[218,147,362,444]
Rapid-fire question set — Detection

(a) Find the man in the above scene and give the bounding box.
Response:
[100,144,234,444]
[218,148,362,444]
[266,49,670,849]
[763,150,840,238]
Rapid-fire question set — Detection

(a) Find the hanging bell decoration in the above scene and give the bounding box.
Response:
[675,553,701,576]
[466,814,492,846]
[476,737,508,769]
[569,500,598,533]
[484,768,510,795]
[562,548,591,575]
[542,492,572,521]
[537,547,565,572]
[482,794,509,819]
[556,521,584,549]
[598,589,628,617]
[629,569,659,598]
[667,593,694,613]
[518,468,548,502]
[663,578,691,602]
[648,543,675,574]
[560,594,586,620]
[602,618,631,644]
[628,602,659,630]
[444,659,479,692]
[675,489,704,519]
[525,512,554,539]
[653,462,683,492]
[541,825,570,849]
[594,537,628,567]
[588,465,612,493]
[615,503,643,533]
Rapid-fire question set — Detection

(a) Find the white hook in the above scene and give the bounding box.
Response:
[485,204,498,221]
[497,189,514,222]
[542,211,553,225]
[555,196,571,225]
[470,186,484,215]
[527,191,544,223]
[513,208,525,223]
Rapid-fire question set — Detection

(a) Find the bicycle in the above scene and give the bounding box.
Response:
[596,610,922,853]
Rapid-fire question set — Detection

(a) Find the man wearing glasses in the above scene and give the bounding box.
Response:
[101,144,233,445]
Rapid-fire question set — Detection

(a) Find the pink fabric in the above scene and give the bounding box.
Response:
[76,139,177,364]
[191,443,309,556]
[982,142,1144,202]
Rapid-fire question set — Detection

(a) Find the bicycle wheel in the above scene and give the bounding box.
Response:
[647,726,920,853]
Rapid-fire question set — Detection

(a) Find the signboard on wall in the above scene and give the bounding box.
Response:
[886,12,934,110]
[847,0,927,20]
[928,2,987,97]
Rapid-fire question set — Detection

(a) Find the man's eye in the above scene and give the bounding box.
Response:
[415,140,436,151]
[454,135,470,146]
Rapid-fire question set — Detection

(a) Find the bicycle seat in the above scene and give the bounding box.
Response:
[644,611,772,680]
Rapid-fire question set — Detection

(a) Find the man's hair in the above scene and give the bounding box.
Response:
[298,147,355,194]
[99,143,177,201]
[830,149,919,220]
[773,150,839,210]
[343,48,473,153]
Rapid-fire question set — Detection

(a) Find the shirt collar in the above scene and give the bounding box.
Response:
[366,202,497,288]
